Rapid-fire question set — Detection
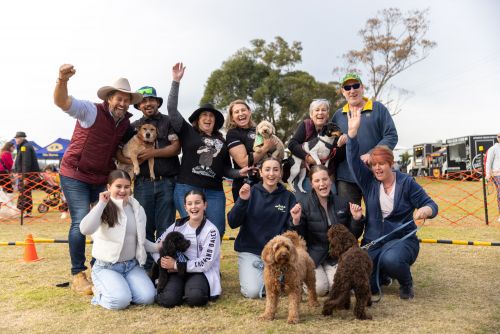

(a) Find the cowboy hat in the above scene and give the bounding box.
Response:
[188,103,225,131]
[133,86,163,110]
[97,78,143,105]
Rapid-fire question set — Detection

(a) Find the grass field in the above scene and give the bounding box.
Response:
[1,180,500,333]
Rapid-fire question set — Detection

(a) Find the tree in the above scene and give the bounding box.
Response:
[201,37,341,140]
[335,8,436,115]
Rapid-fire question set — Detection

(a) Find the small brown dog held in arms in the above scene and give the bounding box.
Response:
[118,123,157,180]
[260,230,319,324]
[253,120,285,161]
[322,224,373,320]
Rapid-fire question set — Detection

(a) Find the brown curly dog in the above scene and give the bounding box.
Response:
[322,224,373,320]
[260,230,319,324]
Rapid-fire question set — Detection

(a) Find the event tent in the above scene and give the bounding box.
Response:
[36,138,70,159]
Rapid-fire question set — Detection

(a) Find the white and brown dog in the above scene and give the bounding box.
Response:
[117,123,158,180]
[287,122,342,193]
[253,120,285,161]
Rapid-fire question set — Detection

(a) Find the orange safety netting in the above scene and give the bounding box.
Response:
[1,172,497,226]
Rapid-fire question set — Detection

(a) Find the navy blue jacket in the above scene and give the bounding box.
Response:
[227,182,296,256]
[347,136,438,246]
[331,99,398,183]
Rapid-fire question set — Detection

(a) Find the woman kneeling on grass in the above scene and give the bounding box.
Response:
[80,169,157,310]
[346,109,438,299]
[153,190,221,308]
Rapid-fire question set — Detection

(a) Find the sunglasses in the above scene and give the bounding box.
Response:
[343,83,361,91]
[137,87,153,95]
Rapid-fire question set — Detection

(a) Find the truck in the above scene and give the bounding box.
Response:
[444,134,497,176]
[411,142,442,176]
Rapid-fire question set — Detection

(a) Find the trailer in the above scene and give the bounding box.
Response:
[445,134,497,176]
[411,143,442,176]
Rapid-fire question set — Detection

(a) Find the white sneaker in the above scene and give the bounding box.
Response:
[61,212,68,219]
[497,217,500,222]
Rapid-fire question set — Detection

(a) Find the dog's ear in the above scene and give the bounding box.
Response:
[288,240,298,263]
[261,240,275,265]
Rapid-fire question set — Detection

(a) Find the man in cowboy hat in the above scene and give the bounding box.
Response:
[128,86,181,271]
[53,64,143,295]
[13,131,40,218]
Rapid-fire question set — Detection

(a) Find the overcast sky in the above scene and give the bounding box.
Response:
[0,0,498,149]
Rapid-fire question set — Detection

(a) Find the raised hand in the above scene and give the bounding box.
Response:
[349,202,363,221]
[347,109,361,138]
[290,203,302,225]
[58,64,76,81]
[172,62,186,82]
[239,183,251,200]
[99,191,111,203]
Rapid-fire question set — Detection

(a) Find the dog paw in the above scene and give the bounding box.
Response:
[287,317,299,325]
[322,307,333,316]
[309,300,320,307]
[259,313,274,321]
[357,313,372,320]
[133,167,140,175]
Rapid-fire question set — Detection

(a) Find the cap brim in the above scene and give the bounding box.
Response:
[134,97,163,110]
[97,86,143,105]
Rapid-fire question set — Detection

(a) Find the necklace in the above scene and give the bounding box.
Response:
[383,174,396,191]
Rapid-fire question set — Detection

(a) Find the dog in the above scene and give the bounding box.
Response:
[117,123,158,180]
[322,224,373,320]
[253,120,285,161]
[287,122,342,193]
[260,230,319,324]
[151,231,191,294]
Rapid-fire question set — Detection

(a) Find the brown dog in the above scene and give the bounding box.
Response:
[322,224,373,320]
[253,120,285,161]
[118,123,157,180]
[260,230,318,324]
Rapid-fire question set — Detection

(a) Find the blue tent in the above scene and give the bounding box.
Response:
[36,138,70,159]
[10,139,43,151]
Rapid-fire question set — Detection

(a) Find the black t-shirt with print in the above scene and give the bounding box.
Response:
[226,127,256,169]
[177,121,230,191]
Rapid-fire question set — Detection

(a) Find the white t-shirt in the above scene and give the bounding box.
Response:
[379,183,395,219]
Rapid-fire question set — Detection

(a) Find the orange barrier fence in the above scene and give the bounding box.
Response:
[0,172,497,225]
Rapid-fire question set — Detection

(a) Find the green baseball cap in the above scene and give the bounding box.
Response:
[340,73,362,86]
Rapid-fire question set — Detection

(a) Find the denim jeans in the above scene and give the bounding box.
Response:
[293,177,312,207]
[60,175,105,275]
[493,176,500,213]
[368,237,420,292]
[174,183,226,239]
[237,252,265,299]
[134,176,176,269]
[91,259,155,310]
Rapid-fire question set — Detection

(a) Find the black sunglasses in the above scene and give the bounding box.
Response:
[343,83,361,91]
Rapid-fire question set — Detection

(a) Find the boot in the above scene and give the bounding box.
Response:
[71,272,93,295]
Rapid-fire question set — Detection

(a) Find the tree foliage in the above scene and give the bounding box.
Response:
[336,8,437,115]
[201,36,341,141]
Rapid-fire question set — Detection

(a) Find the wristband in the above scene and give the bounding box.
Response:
[247,152,254,166]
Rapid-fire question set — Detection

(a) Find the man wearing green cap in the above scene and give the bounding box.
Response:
[331,73,398,205]
[128,86,181,271]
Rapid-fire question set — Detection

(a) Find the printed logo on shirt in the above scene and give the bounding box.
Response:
[248,132,256,140]
[275,204,286,213]
[192,137,224,178]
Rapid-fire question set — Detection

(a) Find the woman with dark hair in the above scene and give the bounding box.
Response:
[167,63,247,239]
[154,189,221,308]
[80,169,157,310]
[0,142,15,194]
[225,100,277,202]
[227,157,298,299]
[346,109,438,299]
[290,164,364,296]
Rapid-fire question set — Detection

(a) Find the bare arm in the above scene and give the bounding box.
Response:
[54,64,76,111]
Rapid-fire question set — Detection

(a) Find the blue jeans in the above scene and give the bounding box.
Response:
[134,177,176,269]
[493,176,500,213]
[368,237,420,292]
[174,183,226,238]
[60,175,105,275]
[91,259,155,310]
[237,252,265,299]
[293,177,312,207]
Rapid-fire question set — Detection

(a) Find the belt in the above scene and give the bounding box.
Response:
[136,175,171,182]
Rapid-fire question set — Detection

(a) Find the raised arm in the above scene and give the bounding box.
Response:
[54,64,76,111]
[167,63,187,133]
[346,110,374,190]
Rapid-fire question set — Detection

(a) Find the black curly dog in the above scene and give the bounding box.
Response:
[151,231,191,294]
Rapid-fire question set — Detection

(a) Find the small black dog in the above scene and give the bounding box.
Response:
[151,231,191,294]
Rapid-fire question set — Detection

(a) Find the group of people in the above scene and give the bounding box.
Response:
[52,62,438,310]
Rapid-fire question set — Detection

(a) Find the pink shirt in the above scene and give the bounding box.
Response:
[0,151,13,172]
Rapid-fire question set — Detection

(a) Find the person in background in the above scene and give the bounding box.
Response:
[227,157,298,299]
[53,63,142,295]
[332,73,398,205]
[80,169,157,310]
[346,109,438,300]
[486,133,500,222]
[14,131,40,218]
[225,99,277,202]
[290,165,364,296]
[0,142,15,195]
[154,189,221,308]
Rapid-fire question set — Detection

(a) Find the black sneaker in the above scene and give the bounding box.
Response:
[399,285,414,299]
